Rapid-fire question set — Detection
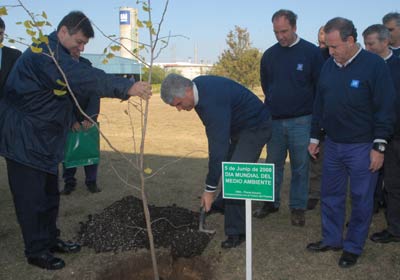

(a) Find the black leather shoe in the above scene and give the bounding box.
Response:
[27,252,65,270]
[86,182,101,193]
[338,251,359,268]
[50,239,81,254]
[221,235,245,249]
[307,198,319,210]
[306,241,342,252]
[61,183,76,195]
[253,202,279,219]
[370,230,400,243]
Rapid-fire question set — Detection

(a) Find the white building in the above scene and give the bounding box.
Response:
[155,62,213,80]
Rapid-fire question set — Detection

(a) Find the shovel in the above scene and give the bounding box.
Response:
[199,206,216,234]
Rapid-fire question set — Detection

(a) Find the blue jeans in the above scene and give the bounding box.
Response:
[266,115,311,209]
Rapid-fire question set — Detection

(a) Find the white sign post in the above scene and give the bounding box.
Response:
[222,162,275,280]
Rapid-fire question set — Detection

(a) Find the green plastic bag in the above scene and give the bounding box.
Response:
[63,124,100,168]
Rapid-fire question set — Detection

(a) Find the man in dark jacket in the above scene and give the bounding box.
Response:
[0,17,22,99]
[0,11,151,270]
[363,24,400,244]
[307,18,395,268]
[160,73,271,249]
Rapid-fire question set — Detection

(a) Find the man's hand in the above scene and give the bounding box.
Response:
[71,121,81,132]
[308,143,320,160]
[201,191,215,212]
[128,81,152,100]
[369,149,384,172]
[81,120,93,130]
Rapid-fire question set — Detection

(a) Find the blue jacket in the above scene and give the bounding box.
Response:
[0,31,134,174]
[311,49,395,143]
[193,75,271,187]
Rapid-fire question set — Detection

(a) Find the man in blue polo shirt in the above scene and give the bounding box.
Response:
[306,17,396,268]
[363,24,400,244]
[160,73,271,249]
[254,9,324,226]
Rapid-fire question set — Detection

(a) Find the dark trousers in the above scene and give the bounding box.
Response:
[321,139,377,255]
[6,159,60,258]
[384,139,400,236]
[214,122,272,236]
[63,164,98,185]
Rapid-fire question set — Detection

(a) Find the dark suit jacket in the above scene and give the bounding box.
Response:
[0,46,22,99]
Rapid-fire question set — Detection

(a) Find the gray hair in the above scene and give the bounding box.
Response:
[382,12,400,26]
[324,17,358,42]
[160,73,193,104]
[362,24,390,41]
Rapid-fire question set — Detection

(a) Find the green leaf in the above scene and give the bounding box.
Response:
[32,37,40,45]
[56,79,67,87]
[45,22,52,27]
[106,53,115,59]
[41,11,48,19]
[110,45,121,51]
[24,20,32,28]
[136,20,144,28]
[16,21,22,25]
[30,46,43,53]
[8,39,15,44]
[143,6,149,12]
[0,7,7,16]
[39,35,48,44]
[103,47,107,54]
[102,59,108,64]
[53,89,67,96]
[36,21,45,27]
[26,29,36,36]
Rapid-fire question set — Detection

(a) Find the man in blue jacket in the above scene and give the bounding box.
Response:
[0,11,151,270]
[160,73,271,249]
[254,9,324,226]
[307,18,396,268]
[363,24,400,244]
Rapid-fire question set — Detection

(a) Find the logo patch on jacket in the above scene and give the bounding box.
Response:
[296,64,304,71]
[350,80,360,88]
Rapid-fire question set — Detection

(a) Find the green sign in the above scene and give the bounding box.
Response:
[222,162,274,201]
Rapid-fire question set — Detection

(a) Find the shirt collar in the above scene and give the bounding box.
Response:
[193,82,199,106]
[390,45,400,50]
[384,50,393,61]
[289,35,300,47]
[334,44,362,68]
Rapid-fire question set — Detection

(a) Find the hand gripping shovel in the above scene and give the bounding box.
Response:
[199,207,216,234]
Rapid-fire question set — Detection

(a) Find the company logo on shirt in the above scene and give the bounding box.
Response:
[350,80,360,88]
[296,64,304,71]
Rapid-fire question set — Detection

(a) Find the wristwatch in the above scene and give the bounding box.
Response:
[372,142,386,153]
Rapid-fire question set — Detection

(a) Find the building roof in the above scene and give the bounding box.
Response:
[81,54,142,75]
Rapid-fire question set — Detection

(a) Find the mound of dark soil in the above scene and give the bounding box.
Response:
[76,196,213,258]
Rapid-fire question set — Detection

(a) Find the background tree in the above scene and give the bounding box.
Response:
[141,65,181,84]
[209,26,262,89]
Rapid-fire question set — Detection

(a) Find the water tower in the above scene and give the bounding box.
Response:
[119,7,139,60]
